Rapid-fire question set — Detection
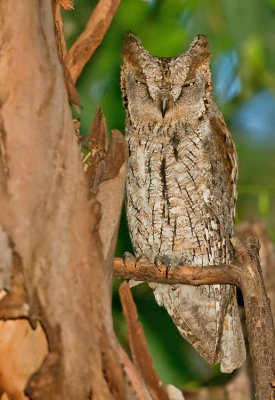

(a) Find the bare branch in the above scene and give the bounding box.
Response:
[65,0,121,83]
[113,258,241,286]
[119,281,169,400]
[53,0,81,107]
[53,0,67,59]
[119,346,153,400]
[236,220,275,321]
[114,236,275,400]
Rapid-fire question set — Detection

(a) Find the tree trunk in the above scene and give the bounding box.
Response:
[0,1,126,398]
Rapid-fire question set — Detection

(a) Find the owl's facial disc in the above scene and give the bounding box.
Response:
[121,33,212,125]
[157,74,208,122]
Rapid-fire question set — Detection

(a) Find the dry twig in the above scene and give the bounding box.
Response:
[53,0,81,107]
[119,281,169,400]
[65,0,121,83]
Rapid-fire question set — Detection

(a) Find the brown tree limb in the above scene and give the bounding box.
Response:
[235,220,275,398]
[65,0,121,83]
[53,0,67,59]
[52,0,81,107]
[114,237,275,400]
[114,258,241,286]
[119,281,169,400]
[236,220,275,321]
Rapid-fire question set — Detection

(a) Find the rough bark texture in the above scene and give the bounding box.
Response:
[0,1,126,399]
[231,237,275,400]
[235,220,275,399]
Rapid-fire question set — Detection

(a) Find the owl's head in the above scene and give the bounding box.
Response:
[121,32,212,126]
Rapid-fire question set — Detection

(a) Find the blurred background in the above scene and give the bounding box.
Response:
[63,0,275,390]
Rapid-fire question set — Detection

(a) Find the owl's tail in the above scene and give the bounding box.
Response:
[151,283,246,373]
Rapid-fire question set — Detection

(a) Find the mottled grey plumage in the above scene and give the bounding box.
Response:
[121,33,245,372]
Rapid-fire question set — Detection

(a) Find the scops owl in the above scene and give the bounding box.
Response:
[121,32,246,373]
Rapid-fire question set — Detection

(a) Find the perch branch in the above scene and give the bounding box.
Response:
[114,259,241,286]
[65,0,121,83]
[113,237,275,400]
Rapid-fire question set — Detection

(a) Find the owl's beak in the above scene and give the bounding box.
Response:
[161,98,169,117]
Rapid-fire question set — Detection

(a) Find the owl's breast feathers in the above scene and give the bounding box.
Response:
[126,117,236,267]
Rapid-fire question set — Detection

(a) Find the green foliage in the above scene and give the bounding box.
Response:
[63,0,275,389]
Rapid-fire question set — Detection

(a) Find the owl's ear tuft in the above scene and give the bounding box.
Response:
[179,34,211,91]
[188,34,210,64]
[124,31,141,47]
[122,32,150,67]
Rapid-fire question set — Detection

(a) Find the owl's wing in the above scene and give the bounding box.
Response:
[208,114,245,372]
[209,115,238,222]
[219,292,246,373]
[152,282,246,372]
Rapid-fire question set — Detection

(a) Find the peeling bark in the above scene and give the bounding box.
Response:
[0,1,126,399]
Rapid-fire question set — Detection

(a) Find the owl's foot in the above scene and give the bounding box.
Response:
[123,251,136,265]
[153,256,162,272]
[123,252,151,268]
[135,254,150,267]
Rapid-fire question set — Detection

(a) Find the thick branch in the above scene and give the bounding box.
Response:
[65,0,121,83]
[113,237,275,400]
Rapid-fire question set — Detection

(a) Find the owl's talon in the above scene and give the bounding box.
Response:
[154,256,172,277]
[135,255,150,267]
[123,252,136,265]
[154,256,162,272]
[165,264,172,278]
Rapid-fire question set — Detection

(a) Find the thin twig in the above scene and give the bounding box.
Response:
[65,0,121,83]
[53,0,81,106]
